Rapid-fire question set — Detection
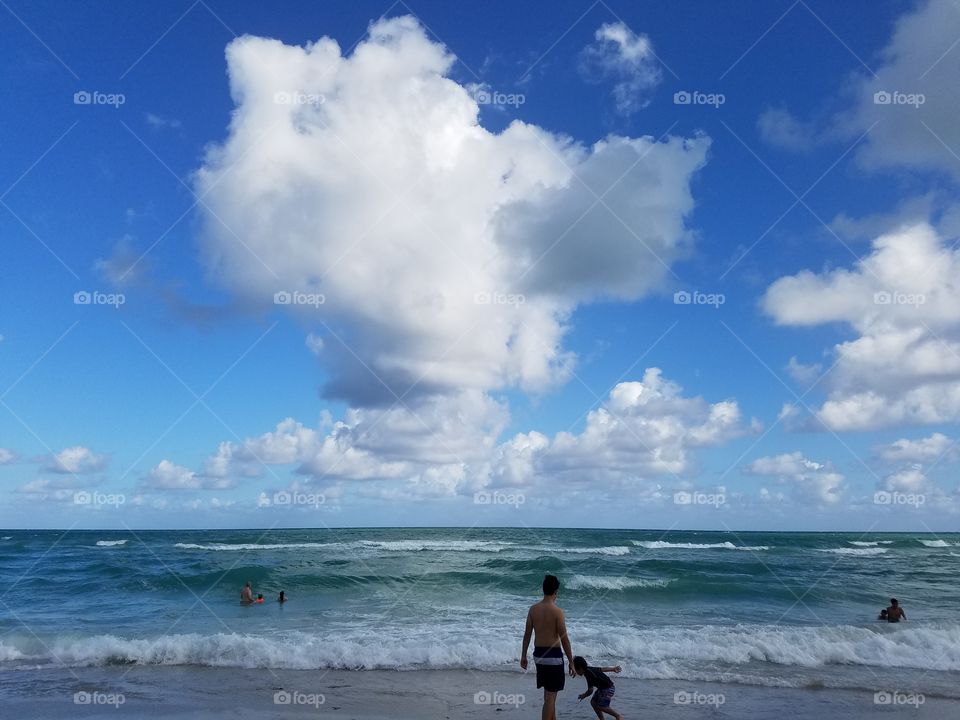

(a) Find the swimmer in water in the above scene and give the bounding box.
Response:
[885,598,906,622]
[255,594,264,604]
[278,591,287,603]
[240,581,254,604]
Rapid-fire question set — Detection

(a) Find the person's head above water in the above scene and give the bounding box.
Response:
[572,656,588,675]
[890,598,899,606]
[278,591,286,602]
[245,581,251,588]
[542,574,560,597]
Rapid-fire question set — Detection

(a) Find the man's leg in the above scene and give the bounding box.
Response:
[542,689,557,720]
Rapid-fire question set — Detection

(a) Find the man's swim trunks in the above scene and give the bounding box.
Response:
[533,646,565,692]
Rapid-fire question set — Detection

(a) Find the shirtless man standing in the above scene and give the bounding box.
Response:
[520,574,575,720]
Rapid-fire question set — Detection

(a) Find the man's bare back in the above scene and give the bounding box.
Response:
[528,599,566,648]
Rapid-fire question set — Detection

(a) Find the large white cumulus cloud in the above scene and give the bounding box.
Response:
[764,223,960,430]
[195,16,708,406]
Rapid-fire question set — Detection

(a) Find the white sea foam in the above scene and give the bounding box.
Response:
[545,545,632,556]
[848,541,893,547]
[173,540,513,553]
[4,623,960,676]
[817,547,888,556]
[566,575,674,591]
[919,539,954,548]
[95,540,127,547]
[632,540,769,551]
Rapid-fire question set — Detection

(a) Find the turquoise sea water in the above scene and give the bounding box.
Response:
[1,528,958,697]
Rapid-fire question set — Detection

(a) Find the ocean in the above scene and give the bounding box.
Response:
[1,527,958,703]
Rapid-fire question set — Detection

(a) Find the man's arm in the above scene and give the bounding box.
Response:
[557,610,575,676]
[520,609,533,669]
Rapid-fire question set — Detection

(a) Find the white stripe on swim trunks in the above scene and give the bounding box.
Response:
[533,648,564,665]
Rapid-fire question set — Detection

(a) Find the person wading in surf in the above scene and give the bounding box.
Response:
[520,574,576,720]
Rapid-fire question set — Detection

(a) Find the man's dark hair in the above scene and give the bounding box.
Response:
[890,598,898,605]
[543,574,560,596]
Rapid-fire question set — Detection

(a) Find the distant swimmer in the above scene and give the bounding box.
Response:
[878,609,888,621]
[278,591,287,603]
[886,598,906,622]
[255,594,264,604]
[521,574,575,720]
[241,581,254,604]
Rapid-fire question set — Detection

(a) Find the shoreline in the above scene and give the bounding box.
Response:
[0,667,949,718]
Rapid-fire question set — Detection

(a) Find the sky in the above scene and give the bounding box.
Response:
[2,0,960,530]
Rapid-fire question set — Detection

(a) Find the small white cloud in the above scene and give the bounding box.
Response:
[142,459,234,491]
[145,112,182,129]
[876,433,957,464]
[305,332,324,356]
[745,452,844,505]
[45,446,109,474]
[0,448,16,465]
[579,22,662,114]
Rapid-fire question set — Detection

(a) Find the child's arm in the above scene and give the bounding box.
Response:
[600,665,622,673]
[577,682,595,701]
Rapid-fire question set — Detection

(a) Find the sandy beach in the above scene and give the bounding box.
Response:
[0,666,951,719]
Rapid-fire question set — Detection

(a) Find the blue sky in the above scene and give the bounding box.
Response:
[2,0,959,529]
